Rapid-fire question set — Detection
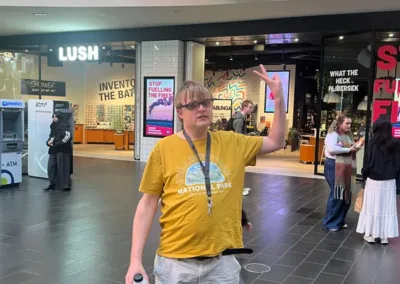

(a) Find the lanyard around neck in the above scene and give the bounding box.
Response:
[182,130,212,216]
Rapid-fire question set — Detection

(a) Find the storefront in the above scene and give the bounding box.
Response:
[0,42,137,167]
[315,31,400,177]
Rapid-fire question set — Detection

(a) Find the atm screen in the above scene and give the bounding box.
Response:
[6,143,18,150]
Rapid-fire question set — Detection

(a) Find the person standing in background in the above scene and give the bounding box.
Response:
[231,100,255,231]
[43,113,72,192]
[322,114,361,231]
[357,119,399,244]
[232,100,254,196]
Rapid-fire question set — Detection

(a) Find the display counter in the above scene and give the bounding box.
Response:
[74,124,84,144]
[85,129,116,144]
[123,130,135,150]
[300,135,325,163]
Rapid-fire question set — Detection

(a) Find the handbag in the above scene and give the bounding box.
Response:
[354,188,365,213]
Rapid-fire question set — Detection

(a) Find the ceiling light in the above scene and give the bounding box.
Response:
[389,33,394,37]
[294,38,299,42]
[339,36,344,40]
[255,55,258,61]
[254,40,258,44]
[131,45,135,49]
[216,42,220,46]
[323,92,340,103]
[230,55,233,61]
[102,46,106,50]
[33,13,47,16]
[49,48,53,52]
[357,96,368,111]
[25,50,28,53]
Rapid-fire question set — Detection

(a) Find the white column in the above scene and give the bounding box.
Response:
[185,41,205,83]
[138,40,185,162]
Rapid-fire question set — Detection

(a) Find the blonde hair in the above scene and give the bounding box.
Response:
[175,81,212,109]
[328,114,353,137]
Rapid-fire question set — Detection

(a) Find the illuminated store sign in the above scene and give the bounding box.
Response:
[374,45,400,94]
[58,46,99,62]
[374,45,400,138]
[0,99,24,108]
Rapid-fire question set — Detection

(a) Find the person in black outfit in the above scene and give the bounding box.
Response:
[356,119,400,244]
[43,113,72,191]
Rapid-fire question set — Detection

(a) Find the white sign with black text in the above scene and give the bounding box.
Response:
[212,99,232,123]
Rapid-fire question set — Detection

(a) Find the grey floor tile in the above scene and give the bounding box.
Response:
[333,248,361,262]
[316,240,342,252]
[276,252,307,267]
[301,232,326,243]
[286,225,312,236]
[290,241,318,255]
[263,243,292,257]
[298,218,321,227]
[278,233,303,246]
[314,273,346,284]
[344,269,374,284]
[305,250,334,265]
[247,253,280,266]
[341,236,365,250]
[251,279,279,284]
[323,259,353,276]
[283,276,313,284]
[291,261,325,280]
[258,264,295,283]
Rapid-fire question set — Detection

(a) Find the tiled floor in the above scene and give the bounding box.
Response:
[0,157,399,284]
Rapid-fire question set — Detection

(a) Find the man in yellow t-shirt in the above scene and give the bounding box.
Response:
[126,65,286,284]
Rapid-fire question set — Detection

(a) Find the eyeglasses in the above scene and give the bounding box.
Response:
[178,99,214,110]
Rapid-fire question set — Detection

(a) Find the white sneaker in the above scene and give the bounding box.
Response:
[243,188,250,196]
[364,235,375,243]
[381,238,389,245]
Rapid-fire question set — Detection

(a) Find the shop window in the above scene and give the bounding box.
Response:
[316,33,372,176]
[0,49,40,175]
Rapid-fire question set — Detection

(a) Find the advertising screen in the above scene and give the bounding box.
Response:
[264,70,290,113]
[143,77,175,138]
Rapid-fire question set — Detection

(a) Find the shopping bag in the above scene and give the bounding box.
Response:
[354,188,364,213]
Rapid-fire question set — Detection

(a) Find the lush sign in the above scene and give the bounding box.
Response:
[59,46,99,61]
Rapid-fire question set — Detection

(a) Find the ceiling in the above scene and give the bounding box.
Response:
[3,0,288,7]
[0,0,399,36]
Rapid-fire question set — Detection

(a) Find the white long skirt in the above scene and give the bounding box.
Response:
[356,178,399,239]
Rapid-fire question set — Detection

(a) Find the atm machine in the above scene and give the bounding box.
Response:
[53,100,74,174]
[0,99,24,187]
[28,99,54,179]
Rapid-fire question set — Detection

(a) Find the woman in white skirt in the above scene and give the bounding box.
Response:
[356,119,400,244]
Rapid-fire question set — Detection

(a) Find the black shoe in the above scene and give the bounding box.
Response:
[43,185,55,191]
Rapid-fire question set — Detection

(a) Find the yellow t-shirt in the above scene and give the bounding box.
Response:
[139,130,263,258]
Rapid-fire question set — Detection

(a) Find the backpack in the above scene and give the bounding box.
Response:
[225,117,246,133]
